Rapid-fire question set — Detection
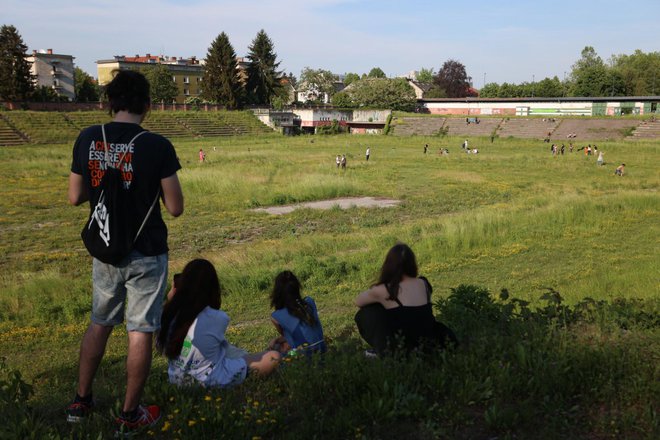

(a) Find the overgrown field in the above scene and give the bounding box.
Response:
[0,133,658,439]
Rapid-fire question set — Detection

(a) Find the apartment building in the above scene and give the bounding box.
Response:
[97,54,203,103]
[27,49,76,101]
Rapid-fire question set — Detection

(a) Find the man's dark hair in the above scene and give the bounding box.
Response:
[105,70,151,116]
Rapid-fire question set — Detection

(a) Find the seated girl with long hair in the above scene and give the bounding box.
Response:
[158,259,280,387]
[269,270,327,355]
[354,243,457,356]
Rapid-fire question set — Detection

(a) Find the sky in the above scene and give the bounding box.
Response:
[3,0,659,86]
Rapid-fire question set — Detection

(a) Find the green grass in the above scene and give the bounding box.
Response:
[0,132,658,439]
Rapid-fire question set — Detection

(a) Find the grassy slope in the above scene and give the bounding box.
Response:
[0,133,658,438]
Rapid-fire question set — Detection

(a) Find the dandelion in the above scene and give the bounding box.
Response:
[162,421,172,432]
[215,397,222,402]
[169,396,175,402]
[174,408,180,414]
[253,401,260,407]
[204,395,212,401]
[256,419,263,424]
[188,420,197,427]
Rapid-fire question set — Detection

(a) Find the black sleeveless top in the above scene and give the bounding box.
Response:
[384,277,439,351]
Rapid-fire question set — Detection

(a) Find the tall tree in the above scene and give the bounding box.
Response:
[202,32,243,109]
[245,29,282,105]
[334,78,416,111]
[479,82,500,98]
[299,67,338,102]
[367,67,386,78]
[569,46,608,97]
[416,67,435,83]
[434,59,471,98]
[142,64,178,103]
[74,67,99,102]
[0,25,35,101]
[612,50,660,95]
[343,72,360,86]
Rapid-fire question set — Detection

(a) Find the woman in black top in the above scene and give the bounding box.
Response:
[354,243,456,355]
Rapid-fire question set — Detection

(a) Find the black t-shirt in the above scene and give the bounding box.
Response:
[71,122,181,256]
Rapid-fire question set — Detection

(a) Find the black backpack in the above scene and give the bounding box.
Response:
[81,125,159,265]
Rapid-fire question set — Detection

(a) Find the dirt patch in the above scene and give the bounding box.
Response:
[252,197,401,215]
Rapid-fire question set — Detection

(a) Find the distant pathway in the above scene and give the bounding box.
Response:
[252,196,401,215]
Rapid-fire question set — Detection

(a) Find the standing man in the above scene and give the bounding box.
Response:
[424,144,428,154]
[66,70,184,434]
[365,147,370,161]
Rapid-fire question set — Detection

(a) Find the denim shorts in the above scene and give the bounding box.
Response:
[91,250,168,332]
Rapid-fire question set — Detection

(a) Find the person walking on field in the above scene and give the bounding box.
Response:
[66,70,184,435]
[341,154,347,169]
[597,151,604,166]
[366,147,370,161]
[336,155,341,168]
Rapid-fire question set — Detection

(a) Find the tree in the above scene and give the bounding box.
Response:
[416,67,435,83]
[479,82,500,98]
[245,29,282,105]
[298,67,338,103]
[142,64,178,103]
[30,85,64,102]
[343,72,360,87]
[201,31,243,109]
[612,50,660,95]
[434,59,471,98]
[425,85,447,98]
[331,91,354,108]
[337,78,416,111]
[534,76,564,97]
[0,25,35,101]
[74,67,99,102]
[569,46,608,97]
[367,67,386,78]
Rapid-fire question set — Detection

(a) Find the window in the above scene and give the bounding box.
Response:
[53,79,60,87]
[184,88,189,96]
[172,76,176,82]
[197,77,202,82]
[183,76,189,84]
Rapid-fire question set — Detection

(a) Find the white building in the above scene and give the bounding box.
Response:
[27,49,76,101]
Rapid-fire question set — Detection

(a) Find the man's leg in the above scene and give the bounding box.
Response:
[77,323,113,397]
[123,331,153,412]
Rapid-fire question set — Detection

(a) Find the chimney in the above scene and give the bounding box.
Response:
[146,53,151,57]
[47,49,53,54]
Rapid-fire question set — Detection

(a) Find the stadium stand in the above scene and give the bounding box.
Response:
[0,114,28,146]
[631,119,660,139]
[551,119,639,141]
[392,117,446,136]
[443,118,502,136]
[497,118,559,139]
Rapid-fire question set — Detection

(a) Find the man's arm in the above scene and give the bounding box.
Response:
[161,173,184,217]
[68,172,88,206]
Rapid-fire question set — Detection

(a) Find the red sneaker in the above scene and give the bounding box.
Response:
[115,404,161,437]
[65,399,95,423]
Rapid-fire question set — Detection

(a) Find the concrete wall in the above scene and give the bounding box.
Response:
[423,100,649,116]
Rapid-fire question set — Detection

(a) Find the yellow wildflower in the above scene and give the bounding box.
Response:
[162,421,172,432]
[188,420,197,427]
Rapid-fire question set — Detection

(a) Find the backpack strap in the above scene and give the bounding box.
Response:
[134,188,160,243]
[101,124,148,169]
[100,124,156,243]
